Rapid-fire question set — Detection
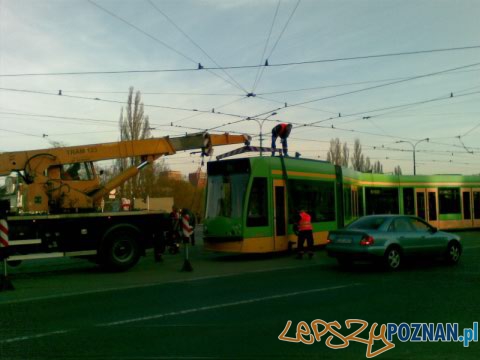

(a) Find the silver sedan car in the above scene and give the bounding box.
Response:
[326,215,462,270]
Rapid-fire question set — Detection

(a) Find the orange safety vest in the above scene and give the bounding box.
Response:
[298,211,313,231]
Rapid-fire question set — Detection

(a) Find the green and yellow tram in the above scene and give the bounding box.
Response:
[203,156,480,253]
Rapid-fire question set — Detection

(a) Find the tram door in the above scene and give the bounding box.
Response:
[273,179,288,251]
[415,188,439,228]
[461,188,474,228]
[472,189,480,227]
[352,187,359,220]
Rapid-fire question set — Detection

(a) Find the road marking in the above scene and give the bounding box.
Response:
[0,330,70,344]
[99,283,361,327]
[0,263,322,305]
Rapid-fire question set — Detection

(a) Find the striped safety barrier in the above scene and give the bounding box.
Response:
[182,214,193,237]
[0,219,8,248]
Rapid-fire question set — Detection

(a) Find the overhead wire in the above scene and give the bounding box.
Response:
[0,127,46,138]
[251,0,281,93]
[0,110,120,127]
[3,84,479,156]
[87,0,196,63]
[164,96,248,126]
[256,67,480,96]
[147,0,249,94]
[207,88,480,139]
[254,60,480,119]
[263,0,301,59]
[227,63,480,138]
[2,45,480,77]
[337,89,480,127]
[2,113,479,168]
[255,94,338,115]
[45,90,244,97]
[26,69,479,99]
[87,0,247,93]
[0,87,250,120]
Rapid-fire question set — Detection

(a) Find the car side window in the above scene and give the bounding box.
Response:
[390,218,413,232]
[410,218,431,232]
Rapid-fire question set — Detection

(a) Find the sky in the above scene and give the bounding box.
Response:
[1,0,480,176]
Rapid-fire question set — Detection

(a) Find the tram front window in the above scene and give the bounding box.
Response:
[206,174,249,218]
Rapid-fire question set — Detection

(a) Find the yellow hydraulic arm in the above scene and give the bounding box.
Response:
[0,132,250,213]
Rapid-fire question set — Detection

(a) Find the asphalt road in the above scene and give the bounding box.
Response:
[1,230,479,360]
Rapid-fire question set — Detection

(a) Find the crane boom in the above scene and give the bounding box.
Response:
[0,132,250,213]
[0,132,249,176]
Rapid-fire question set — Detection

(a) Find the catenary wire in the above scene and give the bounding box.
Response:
[87,0,247,94]
[2,45,480,77]
[251,0,281,93]
[147,0,249,94]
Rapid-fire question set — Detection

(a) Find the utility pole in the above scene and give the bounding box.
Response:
[249,112,277,156]
[396,138,429,175]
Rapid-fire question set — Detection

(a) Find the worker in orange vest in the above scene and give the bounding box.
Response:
[271,123,292,156]
[295,209,314,259]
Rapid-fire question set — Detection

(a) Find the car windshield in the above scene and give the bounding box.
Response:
[347,217,388,230]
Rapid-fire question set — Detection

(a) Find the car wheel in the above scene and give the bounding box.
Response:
[445,241,461,265]
[384,246,402,271]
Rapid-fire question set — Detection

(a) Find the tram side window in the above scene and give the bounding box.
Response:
[439,188,461,214]
[474,192,480,219]
[403,188,415,215]
[463,192,471,220]
[288,179,335,223]
[247,177,268,227]
[358,187,364,216]
[343,187,352,219]
[365,187,399,215]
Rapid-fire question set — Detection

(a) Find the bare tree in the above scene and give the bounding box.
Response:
[364,157,372,172]
[394,165,402,175]
[342,142,349,167]
[327,138,349,166]
[372,161,384,174]
[351,138,365,171]
[328,137,384,173]
[117,87,152,199]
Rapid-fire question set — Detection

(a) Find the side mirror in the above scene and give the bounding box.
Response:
[431,227,438,233]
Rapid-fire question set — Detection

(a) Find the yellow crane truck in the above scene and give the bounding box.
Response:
[0,132,249,271]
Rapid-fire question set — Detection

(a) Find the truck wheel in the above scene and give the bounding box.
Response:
[102,231,140,272]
